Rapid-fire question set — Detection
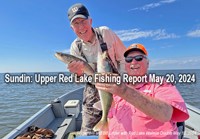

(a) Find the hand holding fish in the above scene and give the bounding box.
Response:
[95,72,127,97]
[54,52,95,75]
[67,61,83,76]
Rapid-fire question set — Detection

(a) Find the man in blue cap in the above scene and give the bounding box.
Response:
[67,3,126,136]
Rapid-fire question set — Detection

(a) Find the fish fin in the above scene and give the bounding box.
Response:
[111,99,115,108]
[93,121,108,132]
[93,101,102,110]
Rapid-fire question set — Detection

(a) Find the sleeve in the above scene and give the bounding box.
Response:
[154,82,189,122]
[110,29,126,74]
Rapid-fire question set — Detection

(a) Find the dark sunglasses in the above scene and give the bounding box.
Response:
[125,55,147,63]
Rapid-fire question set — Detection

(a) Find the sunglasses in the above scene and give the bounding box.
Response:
[125,55,147,63]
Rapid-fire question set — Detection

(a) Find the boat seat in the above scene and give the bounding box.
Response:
[46,114,76,139]
[177,121,185,139]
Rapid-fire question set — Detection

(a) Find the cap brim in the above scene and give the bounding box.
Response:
[70,15,88,24]
[124,48,146,57]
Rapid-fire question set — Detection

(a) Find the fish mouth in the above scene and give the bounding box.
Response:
[54,52,63,61]
[54,53,58,58]
[54,52,60,58]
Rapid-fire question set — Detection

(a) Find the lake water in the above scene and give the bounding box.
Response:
[0,69,200,138]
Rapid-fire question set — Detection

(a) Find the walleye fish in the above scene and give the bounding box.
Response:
[93,51,114,132]
[54,52,94,75]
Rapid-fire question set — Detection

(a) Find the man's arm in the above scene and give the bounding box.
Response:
[121,85,173,122]
[96,81,173,123]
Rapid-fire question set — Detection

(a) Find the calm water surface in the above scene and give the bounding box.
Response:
[0,70,200,138]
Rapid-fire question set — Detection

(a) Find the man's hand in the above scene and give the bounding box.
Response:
[95,72,127,97]
[67,61,83,76]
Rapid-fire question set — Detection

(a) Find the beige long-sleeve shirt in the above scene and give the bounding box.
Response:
[70,26,126,74]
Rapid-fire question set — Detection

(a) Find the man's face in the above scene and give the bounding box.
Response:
[71,18,93,42]
[125,51,149,76]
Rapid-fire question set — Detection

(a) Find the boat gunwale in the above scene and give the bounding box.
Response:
[3,104,52,139]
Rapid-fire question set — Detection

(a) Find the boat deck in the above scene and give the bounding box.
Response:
[3,87,200,139]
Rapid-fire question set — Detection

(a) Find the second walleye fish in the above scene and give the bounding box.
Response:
[93,51,114,132]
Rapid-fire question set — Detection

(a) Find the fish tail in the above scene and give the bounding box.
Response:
[93,121,108,132]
